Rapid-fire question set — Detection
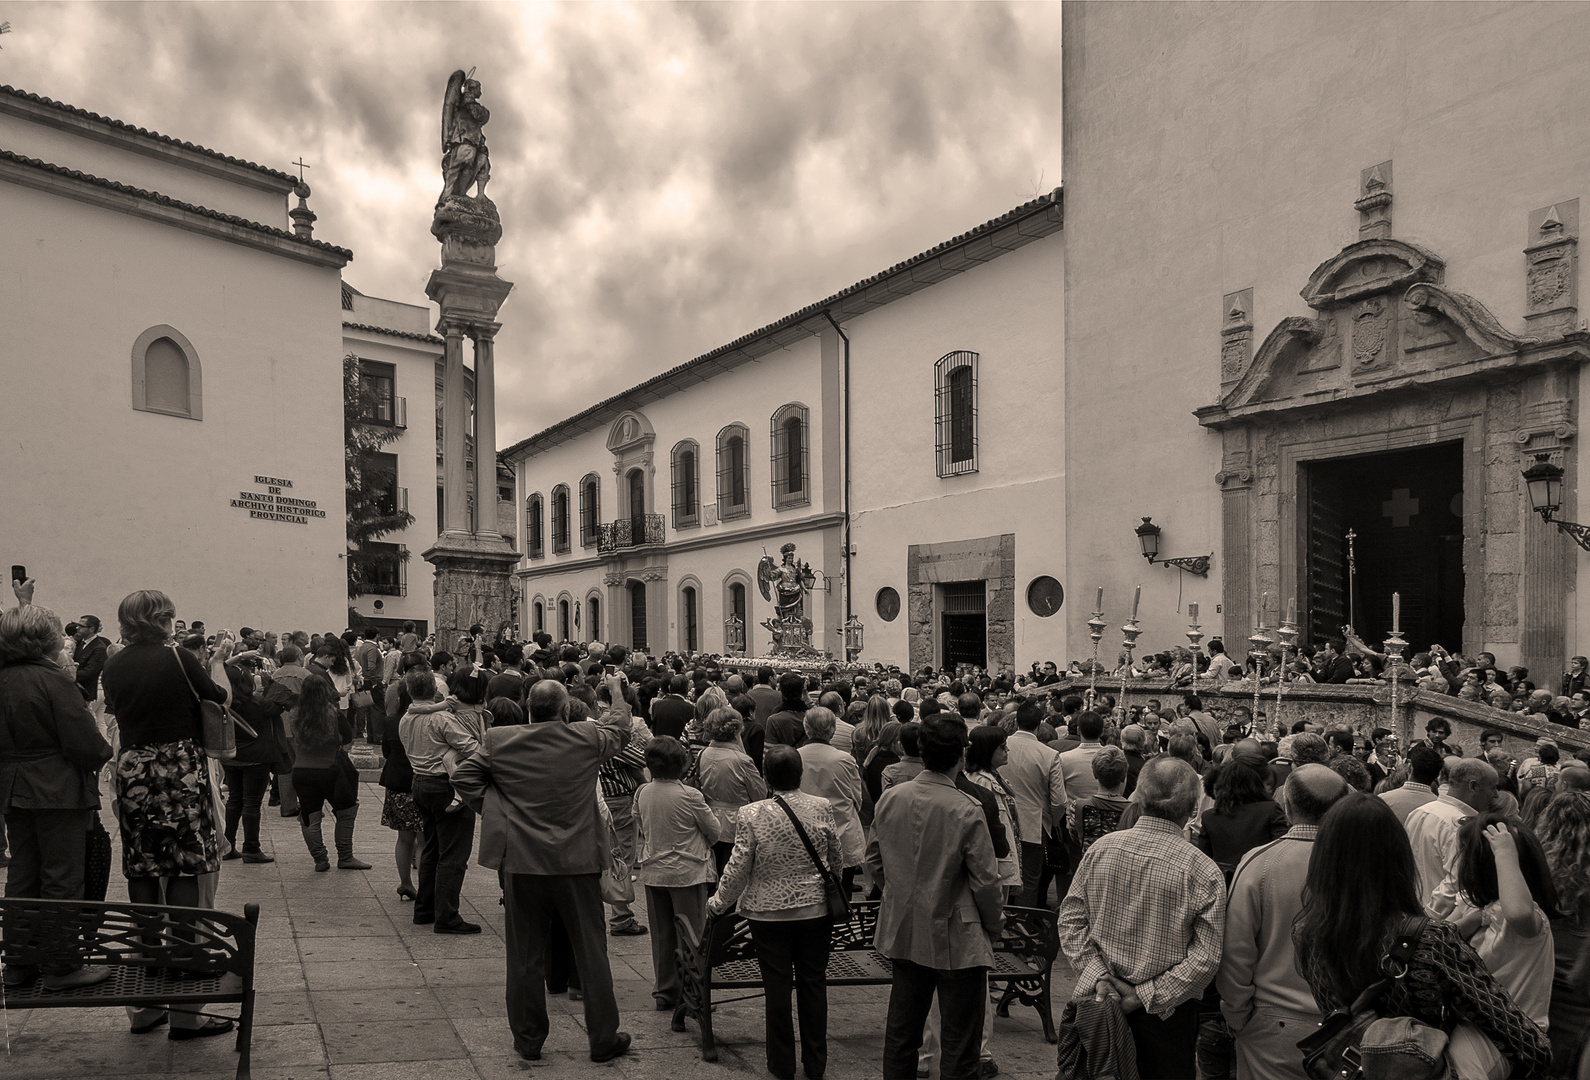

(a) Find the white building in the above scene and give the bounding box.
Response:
[0,84,352,633]
[501,192,1065,672]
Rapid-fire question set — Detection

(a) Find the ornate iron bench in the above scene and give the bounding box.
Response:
[673,899,1059,1061]
[0,898,259,1080]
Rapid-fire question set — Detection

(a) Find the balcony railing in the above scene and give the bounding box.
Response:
[598,513,666,555]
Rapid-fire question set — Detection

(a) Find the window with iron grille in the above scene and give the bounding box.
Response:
[358,360,397,425]
[682,586,698,652]
[579,474,600,548]
[671,441,700,529]
[717,423,750,521]
[533,600,544,632]
[551,485,571,553]
[934,350,979,476]
[770,403,810,509]
[526,494,544,559]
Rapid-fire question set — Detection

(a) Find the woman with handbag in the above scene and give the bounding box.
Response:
[707,744,843,1080]
[632,735,720,1013]
[100,590,234,1040]
[291,672,369,872]
[0,601,113,991]
[1293,792,1553,1079]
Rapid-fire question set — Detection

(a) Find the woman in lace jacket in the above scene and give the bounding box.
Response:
[708,745,843,1080]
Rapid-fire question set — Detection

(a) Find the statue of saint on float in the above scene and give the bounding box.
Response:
[757,542,818,656]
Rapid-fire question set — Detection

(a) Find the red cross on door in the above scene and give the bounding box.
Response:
[1382,488,1419,527]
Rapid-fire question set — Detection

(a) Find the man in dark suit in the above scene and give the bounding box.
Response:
[648,675,695,739]
[451,673,634,1064]
[1313,638,1355,684]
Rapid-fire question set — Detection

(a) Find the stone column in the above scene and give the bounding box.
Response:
[441,319,469,536]
[473,325,500,535]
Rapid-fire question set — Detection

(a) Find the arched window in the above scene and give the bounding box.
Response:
[131,325,203,420]
[533,600,544,633]
[525,494,545,559]
[559,598,571,640]
[717,423,751,521]
[551,484,571,554]
[934,351,979,476]
[723,570,753,656]
[587,594,601,641]
[579,473,601,548]
[681,585,699,653]
[671,440,700,529]
[771,403,810,509]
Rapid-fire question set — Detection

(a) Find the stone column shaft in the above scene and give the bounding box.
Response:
[442,321,469,535]
[474,329,498,535]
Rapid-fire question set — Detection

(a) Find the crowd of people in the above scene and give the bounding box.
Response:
[4,575,1590,1078]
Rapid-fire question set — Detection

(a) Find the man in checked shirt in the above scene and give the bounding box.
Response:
[1058,756,1226,1080]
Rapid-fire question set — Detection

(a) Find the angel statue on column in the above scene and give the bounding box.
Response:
[439,68,490,204]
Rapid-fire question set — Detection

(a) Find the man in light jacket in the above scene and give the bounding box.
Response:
[451,672,634,1065]
[868,713,1003,1080]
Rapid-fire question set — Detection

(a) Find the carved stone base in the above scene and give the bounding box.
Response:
[432,193,503,251]
[422,532,521,655]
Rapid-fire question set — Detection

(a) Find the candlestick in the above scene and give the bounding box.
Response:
[1131,585,1141,621]
[1096,586,1104,611]
[1392,592,1400,634]
[1188,601,1198,622]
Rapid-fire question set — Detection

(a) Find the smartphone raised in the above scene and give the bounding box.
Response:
[10,565,25,584]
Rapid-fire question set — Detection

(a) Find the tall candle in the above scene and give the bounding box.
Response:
[1188,602,1199,622]
[1096,586,1104,612]
[1132,585,1141,621]
[1286,597,1296,626]
[1392,592,1400,633]
[1260,592,1268,625]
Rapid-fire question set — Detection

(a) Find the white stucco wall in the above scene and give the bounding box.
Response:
[847,234,1066,670]
[1062,0,1590,661]
[0,179,347,633]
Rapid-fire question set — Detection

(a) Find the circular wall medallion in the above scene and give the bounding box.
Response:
[1027,576,1064,617]
[875,587,901,622]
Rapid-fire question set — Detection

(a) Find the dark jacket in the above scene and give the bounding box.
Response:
[765,709,808,749]
[956,771,1012,861]
[0,659,112,811]
[73,634,109,701]
[1315,654,1354,684]
[648,694,695,740]
[230,689,283,768]
[1196,799,1289,878]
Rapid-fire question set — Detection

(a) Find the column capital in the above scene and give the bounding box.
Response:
[438,317,469,340]
[471,321,503,344]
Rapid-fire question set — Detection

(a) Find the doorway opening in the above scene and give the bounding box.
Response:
[1302,441,1464,651]
[939,581,988,670]
[629,580,648,651]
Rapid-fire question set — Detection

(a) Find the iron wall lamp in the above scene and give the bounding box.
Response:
[1134,517,1213,577]
[1522,455,1590,551]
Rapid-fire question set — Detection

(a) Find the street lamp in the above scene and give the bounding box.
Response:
[843,615,864,659]
[1134,517,1213,577]
[1522,454,1590,551]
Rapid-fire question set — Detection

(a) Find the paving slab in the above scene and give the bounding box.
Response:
[0,781,1068,1079]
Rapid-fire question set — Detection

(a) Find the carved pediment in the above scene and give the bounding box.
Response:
[1300,238,1444,310]
[605,410,655,453]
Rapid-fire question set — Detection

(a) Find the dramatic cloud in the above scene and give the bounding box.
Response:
[2,1,1062,443]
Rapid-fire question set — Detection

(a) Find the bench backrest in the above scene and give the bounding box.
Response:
[0,898,259,979]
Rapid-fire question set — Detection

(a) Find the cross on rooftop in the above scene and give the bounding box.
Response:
[292,157,311,181]
[1383,488,1420,527]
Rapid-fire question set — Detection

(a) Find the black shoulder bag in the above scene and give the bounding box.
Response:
[1296,916,1429,1080]
[772,793,851,922]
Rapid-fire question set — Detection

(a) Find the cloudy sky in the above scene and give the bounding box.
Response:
[2,1,1063,445]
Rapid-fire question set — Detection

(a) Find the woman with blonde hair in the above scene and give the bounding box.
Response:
[849,694,891,768]
[99,590,235,1039]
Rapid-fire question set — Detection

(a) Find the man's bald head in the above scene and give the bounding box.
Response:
[1120,724,1147,751]
[527,679,569,723]
[1283,764,1350,826]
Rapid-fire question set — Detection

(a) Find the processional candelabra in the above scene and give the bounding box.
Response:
[1088,587,1107,700]
[1275,599,1298,734]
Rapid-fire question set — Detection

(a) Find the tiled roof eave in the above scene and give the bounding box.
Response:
[0,150,352,268]
[500,189,1063,462]
[343,321,444,346]
[0,85,299,191]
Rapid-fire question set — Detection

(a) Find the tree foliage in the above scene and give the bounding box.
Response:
[345,352,415,598]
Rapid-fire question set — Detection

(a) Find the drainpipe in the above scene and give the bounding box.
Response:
[822,310,853,633]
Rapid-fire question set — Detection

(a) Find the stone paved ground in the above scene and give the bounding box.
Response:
[0,783,1066,1080]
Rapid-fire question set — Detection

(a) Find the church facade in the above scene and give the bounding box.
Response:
[501,193,1065,671]
[1062,2,1590,678]
[0,84,352,633]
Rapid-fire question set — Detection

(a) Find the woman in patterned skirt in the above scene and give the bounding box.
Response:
[100,589,234,1041]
